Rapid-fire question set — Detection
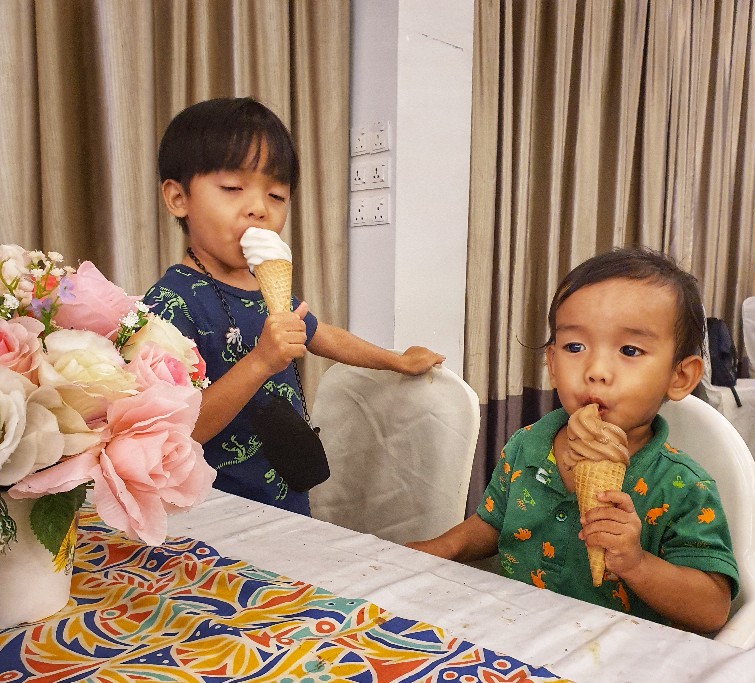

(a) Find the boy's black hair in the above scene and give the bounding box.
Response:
[158,97,300,233]
[546,246,706,365]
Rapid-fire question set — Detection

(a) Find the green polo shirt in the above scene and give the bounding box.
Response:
[477,408,739,625]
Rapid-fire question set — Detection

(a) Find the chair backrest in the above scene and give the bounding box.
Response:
[743,296,755,377]
[658,394,755,648]
[309,362,480,545]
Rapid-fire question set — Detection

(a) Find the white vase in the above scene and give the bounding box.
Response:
[0,492,76,630]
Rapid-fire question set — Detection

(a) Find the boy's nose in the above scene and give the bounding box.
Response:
[245,192,266,219]
[585,354,611,384]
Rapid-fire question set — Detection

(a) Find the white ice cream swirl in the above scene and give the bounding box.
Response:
[240,227,292,271]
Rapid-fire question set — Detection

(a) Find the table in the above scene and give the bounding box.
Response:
[168,489,755,682]
[1,495,566,682]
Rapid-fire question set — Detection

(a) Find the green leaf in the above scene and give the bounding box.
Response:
[29,485,87,556]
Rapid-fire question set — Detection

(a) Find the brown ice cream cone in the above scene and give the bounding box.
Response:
[255,259,292,313]
[574,459,626,587]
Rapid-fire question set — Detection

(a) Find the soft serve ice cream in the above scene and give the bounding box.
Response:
[241,227,293,313]
[567,403,629,586]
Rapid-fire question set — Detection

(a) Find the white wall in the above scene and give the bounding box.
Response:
[348,0,474,376]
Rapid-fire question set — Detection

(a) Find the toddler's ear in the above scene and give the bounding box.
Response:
[545,344,557,389]
[666,355,704,401]
[161,179,188,219]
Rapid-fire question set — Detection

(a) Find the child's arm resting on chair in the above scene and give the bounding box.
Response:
[308,322,444,375]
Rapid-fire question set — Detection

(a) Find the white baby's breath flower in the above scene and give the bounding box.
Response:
[120,311,140,329]
[135,301,149,313]
[195,377,211,389]
[27,251,45,263]
[51,267,65,277]
[64,265,76,274]
[30,268,45,278]
[3,294,19,310]
[47,251,64,263]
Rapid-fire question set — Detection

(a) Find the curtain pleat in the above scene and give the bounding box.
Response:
[467,0,755,510]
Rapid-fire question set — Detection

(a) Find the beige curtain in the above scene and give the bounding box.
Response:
[0,0,350,397]
[466,0,755,505]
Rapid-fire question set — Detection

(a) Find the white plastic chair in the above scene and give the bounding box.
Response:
[309,362,480,545]
[659,394,755,648]
[743,296,755,377]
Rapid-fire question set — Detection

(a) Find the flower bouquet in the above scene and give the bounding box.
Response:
[0,244,216,628]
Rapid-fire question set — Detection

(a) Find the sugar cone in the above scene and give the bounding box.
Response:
[255,259,292,313]
[574,459,626,586]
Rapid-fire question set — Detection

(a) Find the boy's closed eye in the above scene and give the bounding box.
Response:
[221,185,243,192]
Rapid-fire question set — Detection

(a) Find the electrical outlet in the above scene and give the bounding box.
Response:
[372,121,391,152]
[349,197,372,227]
[372,194,390,225]
[368,159,391,188]
[350,126,371,156]
[350,162,368,191]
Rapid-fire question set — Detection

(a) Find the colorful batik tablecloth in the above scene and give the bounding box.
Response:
[0,507,570,682]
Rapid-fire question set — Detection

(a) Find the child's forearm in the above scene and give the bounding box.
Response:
[308,323,443,374]
[191,351,274,444]
[618,551,731,634]
[406,514,499,562]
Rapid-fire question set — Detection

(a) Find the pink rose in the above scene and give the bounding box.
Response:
[54,261,139,338]
[0,316,44,379]
[11,382,215,546]
[189,347,207,383]
[125,341,192,390]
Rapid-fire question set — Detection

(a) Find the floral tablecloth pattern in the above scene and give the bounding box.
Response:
[0,507,569,682]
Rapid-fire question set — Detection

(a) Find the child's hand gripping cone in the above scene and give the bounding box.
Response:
[568,403,629,587]
[241,227,293,313]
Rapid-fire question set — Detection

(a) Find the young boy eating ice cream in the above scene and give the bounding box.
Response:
[407,247,738,634]
[144,97,444,515]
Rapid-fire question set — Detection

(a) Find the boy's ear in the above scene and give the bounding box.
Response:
[161,179,189,219]
[545,345,557,388]
[666,355,704,401]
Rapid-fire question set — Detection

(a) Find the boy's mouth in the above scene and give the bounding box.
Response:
[584,397,608,415]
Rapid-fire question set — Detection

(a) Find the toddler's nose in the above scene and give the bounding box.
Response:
[585,353,612,384]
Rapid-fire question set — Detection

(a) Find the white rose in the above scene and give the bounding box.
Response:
[0,366,65,486]
[37,329,137,423]
[121,314,198,373]
[0,244,33,304]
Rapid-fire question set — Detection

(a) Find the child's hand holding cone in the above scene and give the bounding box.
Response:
[568,404,629,586]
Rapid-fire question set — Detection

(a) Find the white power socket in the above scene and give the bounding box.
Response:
[349,194,391,227]
[350,163,368,191]
[349,197,371,226]
[351,159,391,191]
[372,194,390,224]
[350,126,371,156]
[372,121,391,152]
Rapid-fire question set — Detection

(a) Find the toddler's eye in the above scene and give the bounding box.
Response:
[564,342,584,353]
[620,345,643,357]
[221,186,242,192]
[269,193,286,202]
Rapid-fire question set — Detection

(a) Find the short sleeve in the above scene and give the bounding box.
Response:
[661,476,740,599]
[476,429,525,530]
[143,283,199,342]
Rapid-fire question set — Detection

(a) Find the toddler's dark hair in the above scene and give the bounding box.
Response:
[158,97,299,233]
[546,246,705,365]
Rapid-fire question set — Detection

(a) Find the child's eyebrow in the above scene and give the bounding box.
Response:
[555,323,660,339]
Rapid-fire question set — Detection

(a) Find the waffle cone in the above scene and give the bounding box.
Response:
[255,259,292,313]
[574,459,626,586]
